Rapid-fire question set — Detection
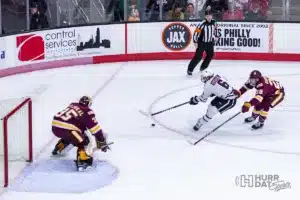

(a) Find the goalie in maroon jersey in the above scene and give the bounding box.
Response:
[51,96,110,171]
[236,70,285,130]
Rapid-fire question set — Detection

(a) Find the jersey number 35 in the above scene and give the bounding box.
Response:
[56,108,78,121]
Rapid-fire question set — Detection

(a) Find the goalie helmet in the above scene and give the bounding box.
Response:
[200,69,214,83]
[79,96,92,107]
[249,70,262,86]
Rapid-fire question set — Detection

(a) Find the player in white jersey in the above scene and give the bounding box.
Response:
[189,69,239,131]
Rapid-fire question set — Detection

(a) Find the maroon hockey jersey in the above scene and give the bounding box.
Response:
[239,76,284,106]
[52,103,104,141]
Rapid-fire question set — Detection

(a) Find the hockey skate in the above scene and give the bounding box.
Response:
[75,148,93,172]
[244,116,256,123]
[193,123,203,131]
[251,121,264,130]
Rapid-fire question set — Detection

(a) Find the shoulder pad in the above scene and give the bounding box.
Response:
[210,75,220,85]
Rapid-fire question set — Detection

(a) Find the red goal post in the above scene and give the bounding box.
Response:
[0,98,33,187]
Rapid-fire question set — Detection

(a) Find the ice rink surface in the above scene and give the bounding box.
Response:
[0,60,300,199]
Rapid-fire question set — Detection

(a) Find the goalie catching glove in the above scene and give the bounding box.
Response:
[94,129,110,152]
[96,139,110,152]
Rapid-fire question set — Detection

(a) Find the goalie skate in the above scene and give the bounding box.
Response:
[75,148,93,172]
[74,160,93,172]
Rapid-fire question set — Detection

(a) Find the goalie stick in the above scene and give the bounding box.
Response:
[87,141,114,155]
[191,112,241,145]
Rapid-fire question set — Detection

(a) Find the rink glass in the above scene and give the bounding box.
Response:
[0,0,296,35]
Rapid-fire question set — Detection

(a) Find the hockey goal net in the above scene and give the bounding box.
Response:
[0,98,32,187]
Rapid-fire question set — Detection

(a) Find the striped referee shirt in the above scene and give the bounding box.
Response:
[193,19,217,43]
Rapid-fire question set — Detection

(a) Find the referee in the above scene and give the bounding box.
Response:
[187,10,216,75]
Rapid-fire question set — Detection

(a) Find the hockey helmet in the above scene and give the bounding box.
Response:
[200,69,214,83]
[79,96,92,107]
[249,70,262,86]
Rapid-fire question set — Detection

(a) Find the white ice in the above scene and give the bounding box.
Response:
[0,60,300,200]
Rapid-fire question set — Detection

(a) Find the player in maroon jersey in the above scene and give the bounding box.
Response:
[236,70,285,129]
[51,96,110,171]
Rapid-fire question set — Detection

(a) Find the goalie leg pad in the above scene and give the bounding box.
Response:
[52,139,73,156]
[75,147,93,171]
[52,127,86,155]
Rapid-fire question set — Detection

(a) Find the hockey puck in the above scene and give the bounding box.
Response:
[151,123,155,127]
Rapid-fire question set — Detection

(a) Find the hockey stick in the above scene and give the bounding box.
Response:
[192,112,241,145]
[140,101,190,117]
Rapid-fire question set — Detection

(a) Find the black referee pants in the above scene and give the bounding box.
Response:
[187,42,214,73]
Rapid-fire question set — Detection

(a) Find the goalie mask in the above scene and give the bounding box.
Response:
[249,70,262,86]
[200,69,214,83]
[79,96,92,107]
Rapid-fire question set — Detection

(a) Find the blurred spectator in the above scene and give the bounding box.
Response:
[106,0,124,22]
[234,0,248,10]
[30,0,48,15]
[128,0,140,21]
[188,0,207,14]
[232,0,248,10]
[168,2,185,20]
[145,0,169,20]
[185,3,196,19]
[223,0,244,20]
[168,0,188,12]
[128,8,140,21]
[30,2,49,30]
[205,0,228,20]
[244,0,269,20]
[1,26,4,35]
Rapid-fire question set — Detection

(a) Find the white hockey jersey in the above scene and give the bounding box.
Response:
[198,74,236,102]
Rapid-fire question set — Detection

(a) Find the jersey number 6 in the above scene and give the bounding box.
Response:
[218,79,229,89]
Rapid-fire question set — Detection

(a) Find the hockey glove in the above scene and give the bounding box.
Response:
[96,139,110,152]
[233,89,242,98]
[242,102,251,113]
[95,130,110,152]
[189,96,199,105]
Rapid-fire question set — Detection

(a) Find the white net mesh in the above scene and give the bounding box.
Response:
[0,98,32,187]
